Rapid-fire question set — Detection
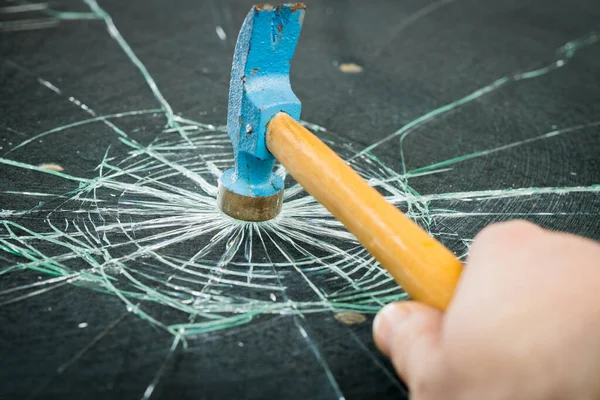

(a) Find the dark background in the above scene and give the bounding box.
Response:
[1,0,600,399]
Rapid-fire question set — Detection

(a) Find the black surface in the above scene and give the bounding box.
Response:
[1,0,600,399]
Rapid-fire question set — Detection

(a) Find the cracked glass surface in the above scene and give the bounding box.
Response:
[1,0,599,399]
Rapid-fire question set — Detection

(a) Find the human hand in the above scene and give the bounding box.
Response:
[373,220,600,400]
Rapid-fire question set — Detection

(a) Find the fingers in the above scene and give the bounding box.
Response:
[373,301,444,386]
[371,222,549,392]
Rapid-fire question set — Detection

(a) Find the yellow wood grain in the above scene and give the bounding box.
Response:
[267,112,463,310]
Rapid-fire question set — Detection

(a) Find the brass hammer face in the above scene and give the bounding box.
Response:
[217,184,283,222]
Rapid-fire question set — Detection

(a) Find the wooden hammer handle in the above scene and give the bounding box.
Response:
[267,112,463,310]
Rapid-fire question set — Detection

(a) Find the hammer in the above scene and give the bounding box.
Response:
[218,3,463,310]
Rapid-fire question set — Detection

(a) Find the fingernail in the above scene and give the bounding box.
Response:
[373,303,411,356]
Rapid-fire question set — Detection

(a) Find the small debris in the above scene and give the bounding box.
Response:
[215,26,227,41]
[269,293,276,301]
[339,63,363,74]
[238,341,244,347]
[38,163,64,172]
[334,311,366,325]
[78,322,88,328]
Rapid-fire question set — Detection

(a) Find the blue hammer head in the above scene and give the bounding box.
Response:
[217,3,305,221]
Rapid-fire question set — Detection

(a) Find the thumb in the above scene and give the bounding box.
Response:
[373,301,444,385]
